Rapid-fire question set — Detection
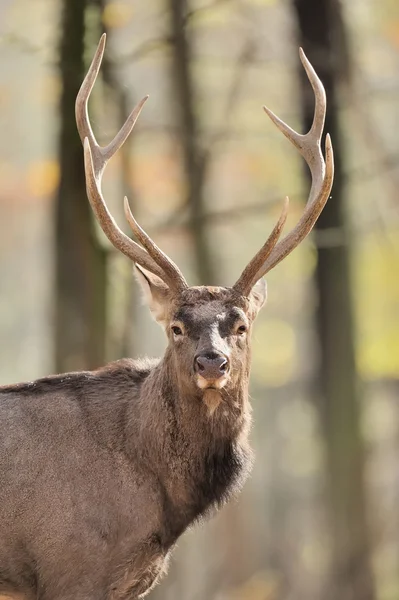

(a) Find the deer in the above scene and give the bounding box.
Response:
[0,35,333,600]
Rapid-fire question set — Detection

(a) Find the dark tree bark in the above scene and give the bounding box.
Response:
[292,1,375,599]
[55,0,107,372]
[168,0,217,285]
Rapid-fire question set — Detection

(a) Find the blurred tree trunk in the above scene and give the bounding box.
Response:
[102,68,138,360]
[292,1,375,599]
[168,0,216,285]
[55,0,107,372]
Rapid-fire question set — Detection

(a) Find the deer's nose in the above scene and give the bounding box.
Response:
[194,353,229,380]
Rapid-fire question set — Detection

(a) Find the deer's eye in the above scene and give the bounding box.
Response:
[236,324,247,335]
[171,325,183,337]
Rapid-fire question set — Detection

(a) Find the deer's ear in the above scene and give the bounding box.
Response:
[134,265,171,325]
[249,278,267,315]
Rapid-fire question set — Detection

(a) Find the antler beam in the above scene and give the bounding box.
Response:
[76,34,188,291]
[234,48,334,296]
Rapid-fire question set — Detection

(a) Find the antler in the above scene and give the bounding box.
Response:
[76,34,188,291]
[234,48,334,296]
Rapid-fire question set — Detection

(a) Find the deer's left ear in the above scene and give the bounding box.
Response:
[248,278,267,315]
[134,264,171,325]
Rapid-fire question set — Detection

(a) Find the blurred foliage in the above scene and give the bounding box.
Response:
[355,234,399,379]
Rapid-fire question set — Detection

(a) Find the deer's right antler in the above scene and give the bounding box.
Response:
[234,48,334,296]
[76,34,188,291]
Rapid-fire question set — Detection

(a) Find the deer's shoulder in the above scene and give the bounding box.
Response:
[0,357,160,399]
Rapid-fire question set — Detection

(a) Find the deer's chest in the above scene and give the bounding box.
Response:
[108,535,169,600]
[160,436,252,538]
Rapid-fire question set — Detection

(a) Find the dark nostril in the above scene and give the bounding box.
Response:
[219,358,228,373]
[196,356,206,372]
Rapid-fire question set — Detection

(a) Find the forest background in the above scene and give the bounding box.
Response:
[0,0,398,599]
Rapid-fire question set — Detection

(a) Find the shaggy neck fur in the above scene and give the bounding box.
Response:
[126,349,253,537]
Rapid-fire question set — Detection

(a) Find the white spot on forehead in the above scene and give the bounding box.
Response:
[176,302,225,326]
[176,300,247,330]
[195,302,225,320]
[188,302,245,321]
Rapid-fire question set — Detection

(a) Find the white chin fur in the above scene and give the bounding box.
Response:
[196,374,228,390]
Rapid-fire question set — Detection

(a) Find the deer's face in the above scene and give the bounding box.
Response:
[135,267,267,401]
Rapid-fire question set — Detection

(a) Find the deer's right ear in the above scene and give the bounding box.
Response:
[134,265,171,325]
[248,278,267,316]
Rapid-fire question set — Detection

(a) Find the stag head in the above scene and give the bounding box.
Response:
[135,267,267,404]
[76,35,334,411]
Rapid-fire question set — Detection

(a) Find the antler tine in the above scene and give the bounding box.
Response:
[102,95,149,162]
[233,49,334,295]
[76,35,188,291]
[234,197,289,294]
[299,48,326,139]
[75,34,106,151]
[83,140,164,278]
[123,198,187,289]
[76,34,149,173]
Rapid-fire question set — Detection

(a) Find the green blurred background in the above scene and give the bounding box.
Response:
[0,0,399,599]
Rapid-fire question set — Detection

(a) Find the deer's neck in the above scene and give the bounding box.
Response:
[137,350,251,447]
[131,351,253,534]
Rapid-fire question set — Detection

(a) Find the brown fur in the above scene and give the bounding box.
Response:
[0,281,266,600]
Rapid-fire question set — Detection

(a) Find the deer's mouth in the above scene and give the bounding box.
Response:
[196,374,229,390]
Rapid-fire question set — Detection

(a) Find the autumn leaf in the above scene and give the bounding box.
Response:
[103,2,133,29]
[27,160,60,198]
